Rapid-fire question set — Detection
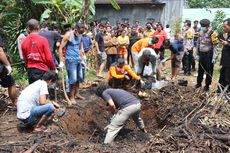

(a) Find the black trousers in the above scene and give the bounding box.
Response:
[182,50,193,74]
[218,66,230,93]
[197,51,213,86]
[27,68,46,84]
[107,54,117,69]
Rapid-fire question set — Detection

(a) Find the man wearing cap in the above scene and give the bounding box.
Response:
[108,58,140,87]
[218,18,230,93]
[131,37,159,72]
[137,48,157,78]
[195,19,219,91]
[95,84,147,144]
[182,20,194,75]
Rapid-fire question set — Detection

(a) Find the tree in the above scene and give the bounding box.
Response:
[187,0,230,8]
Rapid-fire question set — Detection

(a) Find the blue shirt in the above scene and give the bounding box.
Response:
[82,35,92,52]
[66,32,82,61]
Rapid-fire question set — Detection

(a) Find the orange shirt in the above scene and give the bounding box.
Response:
[108,64,140,81]
[152,30,167,49]
[131,38,151,53]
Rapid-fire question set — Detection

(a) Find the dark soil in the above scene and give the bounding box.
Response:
[0,83,230,153]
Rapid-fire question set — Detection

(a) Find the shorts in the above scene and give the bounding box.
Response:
[117,48,128,55]
[23,103,55,126]
[66,59,83,84]
[97,52,107,66]
[171,52,184,68]
[0,74,15,88]
[28,68,46,84]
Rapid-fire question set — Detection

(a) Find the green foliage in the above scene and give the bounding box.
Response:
[187,0,230,8]
[211,10,226,34]
[110,0,120,10]
[171,16,183,38]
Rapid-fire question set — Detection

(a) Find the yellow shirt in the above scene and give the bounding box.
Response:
[117,36,129,49]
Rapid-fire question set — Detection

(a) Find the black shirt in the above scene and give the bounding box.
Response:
[220,33,230,67]
[102,88,140,109]
[95,32,105,52]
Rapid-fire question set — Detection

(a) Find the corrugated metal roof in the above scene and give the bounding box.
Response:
[95,0,163,4]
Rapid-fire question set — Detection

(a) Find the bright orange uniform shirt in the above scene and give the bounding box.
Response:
[108,65,140,81]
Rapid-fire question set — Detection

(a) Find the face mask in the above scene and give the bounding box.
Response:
[147,26,151,30]
[201,27,207,33]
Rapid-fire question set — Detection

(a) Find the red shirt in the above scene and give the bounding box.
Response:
[22,33,55,71]
[152,30,167,49]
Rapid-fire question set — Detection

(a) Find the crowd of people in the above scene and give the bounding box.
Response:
[0,17,230,143]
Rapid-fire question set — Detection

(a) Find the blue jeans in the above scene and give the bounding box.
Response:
[66,59,83,84]
[27,103,55,125]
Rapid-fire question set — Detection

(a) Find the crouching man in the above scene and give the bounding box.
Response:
[17,71,58,132]
[137,48,157,78]
[108,58,140,87]
[95,84,147,144]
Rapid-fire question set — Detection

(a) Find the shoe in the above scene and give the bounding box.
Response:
[203,86,209,92]
[195,84,202,88]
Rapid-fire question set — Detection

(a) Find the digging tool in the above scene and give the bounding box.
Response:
[61,68,72,106]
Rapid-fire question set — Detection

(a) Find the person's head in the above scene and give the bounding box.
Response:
[95,84,110,97]
[26,19,40,33]
[134,20,140,26]
[184,20,191,30]
[138,27,144,33]
[146,22,152,30]
[142,49,151,62]
[106,26,112,33]
[75,22,85,35]
[149,36,159,46]
[131,26,137,33]
[200,19,210,33]
[156,23,163,32]
[111,30,116,37]
[121,29,126,37]
[223,18,230,33]
[40,21,49,29]
[194,20,199,27]
[98,24,105,33]
[116,58,125,68]
[163,39,171,49]
[166,24,170,28]
[41,71,58,85]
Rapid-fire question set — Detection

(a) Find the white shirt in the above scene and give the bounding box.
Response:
[17,80,48,119]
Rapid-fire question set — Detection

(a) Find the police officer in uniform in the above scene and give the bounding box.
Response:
[195,19,219,91]
[182,20,194,75]
[218,18,230,93]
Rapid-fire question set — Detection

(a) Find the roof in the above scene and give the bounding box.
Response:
[95,0,163,5]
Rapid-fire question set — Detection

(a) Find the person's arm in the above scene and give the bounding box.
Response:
[39,95,48,105]
[44,39,56,70]
[80,41,85,60]
[110,66,125,79]
[107,99,116,113]
[59,32,70,63]
[95,34,100,53]
[125,65,140,80]
[0,47,10,66]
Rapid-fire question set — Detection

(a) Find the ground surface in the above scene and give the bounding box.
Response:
[0,58,229,153]
[0,80,230,153]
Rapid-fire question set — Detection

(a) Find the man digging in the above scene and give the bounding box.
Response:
[95,84,147,144]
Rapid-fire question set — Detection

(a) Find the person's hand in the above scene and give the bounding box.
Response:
[124,75,130,80]
[212,58,216,64]
[59,61,64,69]
[5,65,12,75]
[220,39,228,46]
[140,79,145,85]
[97,50,102,54]
[55,69,59,74]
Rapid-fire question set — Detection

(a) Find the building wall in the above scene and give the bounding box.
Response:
[95,0,184,26]
[95,4,164,26]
